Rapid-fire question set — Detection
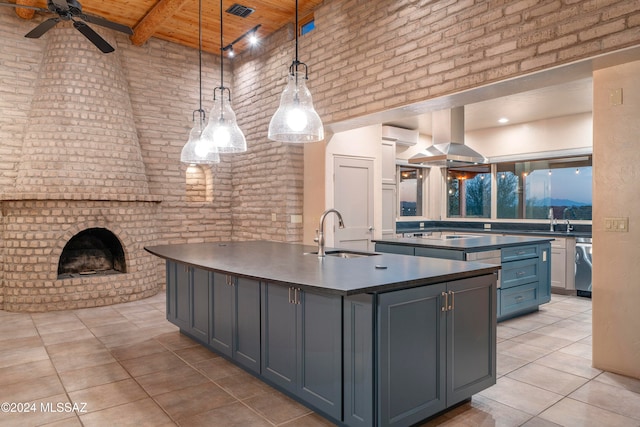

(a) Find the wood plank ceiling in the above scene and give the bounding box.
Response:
[6,0,324,54]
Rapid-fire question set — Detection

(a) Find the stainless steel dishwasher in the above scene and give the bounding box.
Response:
[575,237,592,298]
[466,249,502,287]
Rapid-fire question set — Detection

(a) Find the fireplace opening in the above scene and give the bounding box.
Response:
[58,228,126,279]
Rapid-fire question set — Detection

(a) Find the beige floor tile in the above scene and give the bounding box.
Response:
[79,398,176,427]
[0,345,50,370]
[498,316,549,333]
[136,365,210,396]
[177,401,272,427]
[0,359,57,387]
[547,301,592,313]
[244,389,312,425]
[0,334,45,353]
[520,416,563,426]
[281,412,340,426]
[97,328,160,348]
[422,394,533,427]
[50,348,118,373]
[196,356,245,381]
[497,324,527,340]
[35,318,87,335]
[534,351,603,379]
[68,378,148,413]
[558,341,592,360]
[567,312,592,323]
[40,415,83,427]
[174,344,220,364]
[532,324,591,342]
[0,374,65,402]
[509,331,575,351]
[496,353,529,377]
[569,380,640,420]
[214,370,274,400]
[538,306,582,319]
[154,331,200,351]
[478,377,563,416]
[497,340,554,362]
[45,338,107,357]
[85,320,131,338]
[110,338,168,361]
[506,363,589,395]
[39,328,96,346]
[594,371,640,394]
[153,381,236,421]
[119,350,186,377]
[539,397,639,427]
[59,361,131,392]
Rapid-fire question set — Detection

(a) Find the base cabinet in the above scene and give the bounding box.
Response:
[165,261,496,427]
[261,283,343,421]
[377,275,496,426]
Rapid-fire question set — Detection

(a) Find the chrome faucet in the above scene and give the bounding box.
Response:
[548,208,555,232]
[563,207,574,234]
[565,219,574,234]
[315,209,345,258]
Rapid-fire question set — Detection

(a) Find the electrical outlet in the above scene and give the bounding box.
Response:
[484,223,491,229]
[272,213,277,221]
[291,215,302,224]
[419,222,425,229]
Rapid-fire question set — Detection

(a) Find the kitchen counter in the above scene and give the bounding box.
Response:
[146,240,498,426]
[373,234,554,252]
[145,240,499,295]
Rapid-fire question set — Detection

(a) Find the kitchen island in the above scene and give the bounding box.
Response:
[373,235,553,321]
[145,240,500,427]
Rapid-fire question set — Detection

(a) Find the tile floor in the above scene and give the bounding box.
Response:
[0,292,639,427]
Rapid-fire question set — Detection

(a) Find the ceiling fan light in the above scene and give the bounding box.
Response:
[268,71,324,143]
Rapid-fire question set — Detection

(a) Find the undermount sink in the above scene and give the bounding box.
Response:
[305,250,380,259]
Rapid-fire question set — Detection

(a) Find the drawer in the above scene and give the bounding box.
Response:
[502,245,539,262]
[551,237,566,249]
[501,258,538,289]
[500,282,538,316]
[375,243,415,256]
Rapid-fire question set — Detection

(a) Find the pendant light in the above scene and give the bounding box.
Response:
[201,0,247,153]
[268,0,324,143]
[180,0,220,164]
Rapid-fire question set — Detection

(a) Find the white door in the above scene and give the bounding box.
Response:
[333,156,374,251]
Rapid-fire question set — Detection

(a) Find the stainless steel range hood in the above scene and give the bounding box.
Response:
[409,106,487,167]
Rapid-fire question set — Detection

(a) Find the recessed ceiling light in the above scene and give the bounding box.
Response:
[498,117,509,124]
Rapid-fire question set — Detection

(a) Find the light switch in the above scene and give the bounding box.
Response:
[604,217,629,232]
[609,88,623,106]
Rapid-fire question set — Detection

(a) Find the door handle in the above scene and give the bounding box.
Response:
[368,226,374,232]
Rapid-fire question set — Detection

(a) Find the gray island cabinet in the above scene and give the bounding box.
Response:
[146,241,499,427]
[374,235,553,321]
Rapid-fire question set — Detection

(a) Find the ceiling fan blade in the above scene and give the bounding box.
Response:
[0,2,48,12]
[79,13,133,35]
[24,17,60,38]
[73,21,114,53]
[49,0,69,11]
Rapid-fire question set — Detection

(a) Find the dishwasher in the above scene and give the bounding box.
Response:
[575,237,592,298]
[466,250,502,287]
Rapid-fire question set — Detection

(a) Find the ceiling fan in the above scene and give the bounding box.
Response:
[0,0,133,53]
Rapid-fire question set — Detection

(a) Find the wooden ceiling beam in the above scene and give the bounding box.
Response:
[130,0,190,46]
[15,0,37,19]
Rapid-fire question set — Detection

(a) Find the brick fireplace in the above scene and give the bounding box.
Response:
[0,25,163,312]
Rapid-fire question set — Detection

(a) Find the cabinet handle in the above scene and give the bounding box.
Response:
[288,287,293,304]
[441,292,448,312]
[515,296,524,303]
[516,271,525,277]
[449,291,454,311]
[295,288,301,305]
[517,250,526,255]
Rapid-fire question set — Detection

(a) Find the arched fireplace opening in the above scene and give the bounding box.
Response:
[58,228,126,279]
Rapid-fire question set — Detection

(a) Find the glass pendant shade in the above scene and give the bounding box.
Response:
[201,91,247,153]
[268,72,324,143]
[181,116,220,164]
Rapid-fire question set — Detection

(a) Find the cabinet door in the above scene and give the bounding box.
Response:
[234,277,261,373]
[190,268,210,342]
[261,283,297,393]
[446,275,497,405]
[166,261,190,330]
[378,283,447,426]
[551,246,566,289]
[375,243,415,255]
[210,272,233,357]
[298,290,342,420]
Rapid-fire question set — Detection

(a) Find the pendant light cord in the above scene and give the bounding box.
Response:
[198,0,203,119]
[220,0,224,90]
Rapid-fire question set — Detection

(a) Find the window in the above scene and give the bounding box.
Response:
[496,157,592,220]
[300,18,315,35]
[447,165,491,218]
[399,166,424,217]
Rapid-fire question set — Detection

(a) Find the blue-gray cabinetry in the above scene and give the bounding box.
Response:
[377,275,496,426]
[210,272,261,374]
[261,283,342,421]
[166,261,209,342]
